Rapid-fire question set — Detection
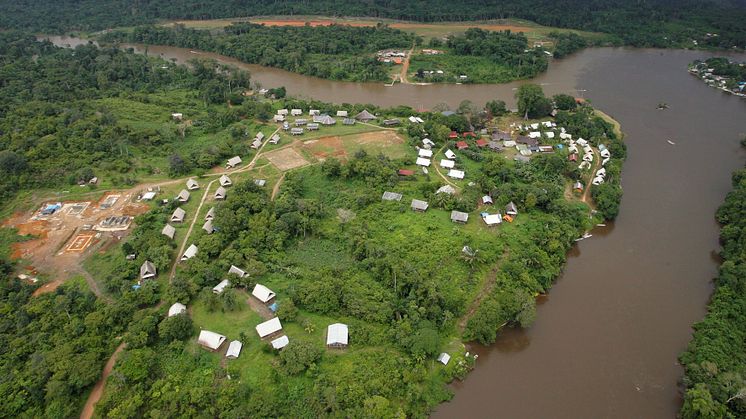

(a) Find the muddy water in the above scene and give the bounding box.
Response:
[46,37,746,417]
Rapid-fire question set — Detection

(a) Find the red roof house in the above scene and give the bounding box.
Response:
[449,131,459,139]
[568,153,578,162]
[475,139,488,147]
[456,141,469,150]
[463,131,477,138]
[398,169,415,176]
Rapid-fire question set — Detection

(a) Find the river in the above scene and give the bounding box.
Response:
[46,36,746,417]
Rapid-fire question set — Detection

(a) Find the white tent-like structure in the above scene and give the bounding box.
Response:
[440,159,455,169]
[252,284,276,303]
[226,340,243,359]
[256,317,283,338]
[271,335,289,349]
[198,330,226,351]
[326,323,349,348]
[168,303,187,317]
[181,244,198,261]
[213,279,230,294]
[437,352,451,365]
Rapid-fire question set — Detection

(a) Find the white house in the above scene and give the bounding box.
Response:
[444,149,456,159]
[336,110,348,117]
[600,149,611,158]
[226,340,243,359]
[161,224,176,240]
[544,131,555,139]
[277,109,289,116]
[423,138,435,147]
[416,157,431,167]
[219,174,232,187]
[181,244,198,261]
[228,265,247,277]
[529,131,541,139]
[205,207,215,221]
[171,207,186,223]
[142,191,156,201]
[309,109,320,116]
[168,302,187,317]
[418,148,433,158]
[256,317,283,338]
[483,213,502,226]
[177,189,190,203]
[212,279,230,294]
[186,178,199,190]
[226,156,242,168]
[440,159,455,169]
[437,352,451,365]
[482,195,493,205]
[596,168,607,178]
[271,335,289,349]
[140,261,156,280]
[202,220,214,234]
[198,330,226,351]
[448,169,465,179]
[326,323,349,348]
[592,176,605,185]
[214,186,227,200]
[171,112,183,121]
[252,284,276,303]
[273,114,285,122]
[291,108,302,116]
[530,123,540,130]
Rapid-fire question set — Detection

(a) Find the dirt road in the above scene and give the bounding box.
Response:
[80,342,126,419]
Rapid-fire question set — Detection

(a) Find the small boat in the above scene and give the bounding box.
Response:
[667,140,676,145]
[582,232,593,239]
[596,223,606,227]
[189,50,199,54]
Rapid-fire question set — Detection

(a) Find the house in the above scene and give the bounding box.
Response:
[228,265,247,277]
[382,191,403,201]
[449,131,459,139]
[226,156,242,168]
[463,131,476,138]
[256,317,283,338]
[277,109,289,116]
[254,179,266,187]
[437,352,451,365]
[504,140,517,147]
[444,149,456,159]
[482,195,493,205]
[528,131,542,139]
[517,136,539,147]
[573,181,584,192]
[273,114,285,122]
[596,167,606,178]
[269,134,281,144]
[416,157,431,167]
[326,323,349,348]
[488,141,503,151]
[530,123,540,130]
[186,178,199,190]
[205,207,215,221]
[343,118,356,125]
[383,118,400,126]
[256,132,265,141]
[505,202,518,216]
[251,138,263,149]
[451,210,469,224]
[411,199,429,212]
[318,115,336,125]
[226,340,243,359]
[592,176,605,185]
[456,141,468,150]
[492,130,511,141]
[291,108,302,116]
[214,186,227,200]
[161,224,176,240]
[271,335,289,349]
[177,189,190,203]
[398,169,414,176]
[202,220,214,234]
[437,185,456,195]
[291,128,304,135]
[294,118,308,126]
[198,330,226,351]
[171,207,186,223]
[168,303,187,317]
[569,153,578,162]
[142,191,156,201]
[212,279,230,294]
[171,112,183,121]
[476,139,488,147]
[423,138,435,147]
[440,159,455,169]
[336,110,348,117]
[409,116,419,123]
[181,244,198,261]
[448,169,465,179]
[538,145,553,153]
[252,284,276,303]
[307,123,319,130]
[309,109,320,116]
[355,109,376,122]
[418,149,433,158]
[544,131,555,139]
[219,175,232,187]
[140,261,157,280]
[483,213,502,226]
[600,149,611,158]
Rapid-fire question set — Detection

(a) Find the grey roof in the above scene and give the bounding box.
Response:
[270,133,281,143]
[181,244,198,260]
[214,186,227,199]
[383,118,400,126]
[505,202,518,215]
[161,224,176,239]
[318,115,336,125]
[436,185,456,195]
[140,260,156,279]
[171,207,186,222]
[411,199,429,211]
[382,191,403,201]
[441,110,456,116]
[227,156,242,167]
[186,178,199,190]
[451,210,469,223]
[254,179,266,187]
[205,207,215,221]
[256,132,265,140]
[516,135,539,146]
[177,189,190,202]
[228,265,247,277]
[202,220,214,234]
[343,118,356,125]
[219,174,232,186]
[355,109,376,121]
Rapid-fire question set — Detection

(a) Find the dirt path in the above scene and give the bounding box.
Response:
[581,147,601,205]
[271,173,285,201]
[399,44,415,84]
[80,342,126,419]
[432,145,460,189]
[246,296,274,320]
[77,267,113,303]
[458,265,500,334]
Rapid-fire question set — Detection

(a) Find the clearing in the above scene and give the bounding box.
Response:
[264,147,310,171]
[301,130,407,161]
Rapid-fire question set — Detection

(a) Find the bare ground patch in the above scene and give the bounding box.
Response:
[264,147,310,171]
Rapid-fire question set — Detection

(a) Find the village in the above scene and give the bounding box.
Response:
[689,58,746,98]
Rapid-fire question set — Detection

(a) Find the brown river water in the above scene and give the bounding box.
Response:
[46,37,746,418]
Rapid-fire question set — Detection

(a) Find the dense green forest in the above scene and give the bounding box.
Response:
[1,0,746,49]
[411,28,548,83]
[679,156,746,418]
[101,23,416,82]
[0,32,266,204]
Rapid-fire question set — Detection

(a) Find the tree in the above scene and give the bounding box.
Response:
[681,384,727,419]
[158,314,193,342]
[485,100,508,117]
[277,299,299,322]
[279,340,322,375]
[553,94,577,111]
[515,84,552,119]
[0,150,27,174]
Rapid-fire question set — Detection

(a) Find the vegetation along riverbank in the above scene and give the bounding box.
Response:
[0,31,626,417]
[679,139,746,418]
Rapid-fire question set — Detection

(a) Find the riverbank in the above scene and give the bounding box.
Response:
[688,57,746,99]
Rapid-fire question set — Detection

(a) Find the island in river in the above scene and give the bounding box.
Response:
[0,32,625,417]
